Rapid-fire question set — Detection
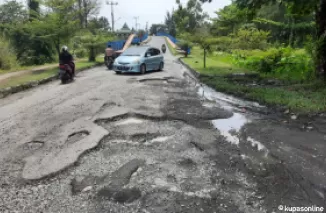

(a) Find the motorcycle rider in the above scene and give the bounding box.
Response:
[105,44,115,58]
[105,44,117,69]
[59,46,75,77]
[161,44,166,53]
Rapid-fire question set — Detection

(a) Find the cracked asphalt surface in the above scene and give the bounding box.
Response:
[0,37,325,213]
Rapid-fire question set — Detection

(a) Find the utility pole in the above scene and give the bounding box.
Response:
[106,1,118,32]
[145,21,148,33]
[133,16,139,31]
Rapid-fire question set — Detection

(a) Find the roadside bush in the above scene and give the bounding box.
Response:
[74,48,87,58]
[178,40,192,51]
[0,36,17,70]
[231,47,314,82]
[214,28,271,52]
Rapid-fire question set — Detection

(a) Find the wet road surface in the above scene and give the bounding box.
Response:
[0,37,325,212]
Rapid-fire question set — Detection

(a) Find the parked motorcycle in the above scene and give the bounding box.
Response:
[59,64,74,84]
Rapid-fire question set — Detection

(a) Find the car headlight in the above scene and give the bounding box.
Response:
[132,59,141,64]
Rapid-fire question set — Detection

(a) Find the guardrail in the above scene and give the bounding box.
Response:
[156,32,191,54]
[107,33,149,51]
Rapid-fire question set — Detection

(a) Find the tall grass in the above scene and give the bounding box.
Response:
[0,36,18,70]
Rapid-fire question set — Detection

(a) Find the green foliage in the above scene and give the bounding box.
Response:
[0,0,27,24]
[173,0,208,34]
[211,4,249,36]
[88,16,111,32]
[28,0,79,55]
[74,48,88,58]
[232,27,270,50]
[149,24,167,35]
[231,47,314,82]
[165,11,177,37]
[0,36,17,70]
[76,30,115,61]
[213,27,270,51]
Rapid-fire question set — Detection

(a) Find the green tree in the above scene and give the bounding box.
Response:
[211,4,248,36]
[165,10,177,36]
[28,0,79,58]
[190,27,217,68]
[28,0,39,20]
[201,0,326,79]
[88,16,111,31]
[77,30,114,61]
[77,0,100,28]
[173,0,208,34]
[149,24,167,35]
[0,0,27,24]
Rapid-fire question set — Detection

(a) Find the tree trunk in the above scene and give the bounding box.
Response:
[89,47,96,62]
[204,48,206,68]
[56,38,60,61]
[288,16,294,47]
[83,0,88,28]
[315,0,326,81]
[78,0,84,28]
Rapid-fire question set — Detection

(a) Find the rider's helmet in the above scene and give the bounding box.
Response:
[61,45,68,52]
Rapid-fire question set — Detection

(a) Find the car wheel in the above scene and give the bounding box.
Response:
[115,71,121,75]
[140,64,146,74]
[158,62,164,71]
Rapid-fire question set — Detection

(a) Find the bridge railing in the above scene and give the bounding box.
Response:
[107,33,149,51]
[156,32,191,54]
[156,32,178,44]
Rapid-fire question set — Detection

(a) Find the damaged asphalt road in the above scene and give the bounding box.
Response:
[0,37,325,213]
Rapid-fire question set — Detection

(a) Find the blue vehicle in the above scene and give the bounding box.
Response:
[113,46,164,74]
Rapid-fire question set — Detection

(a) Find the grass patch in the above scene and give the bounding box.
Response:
[0,59,101,89]
[165,37,177,56]
[183,46,326,113]
[182,46,251,76]
[0,58,91,75]
[201,76,326,113]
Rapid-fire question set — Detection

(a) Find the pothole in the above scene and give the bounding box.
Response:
[66,131,90,144]
[16,141,45,158]
[115,118,144,126]
[139,78,169,84]
[130,133,160,143]
[23,141,44,151]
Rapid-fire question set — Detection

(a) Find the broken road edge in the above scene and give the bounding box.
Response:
[0,62,105,99]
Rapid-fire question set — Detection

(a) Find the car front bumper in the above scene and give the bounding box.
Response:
[113,64,141,73]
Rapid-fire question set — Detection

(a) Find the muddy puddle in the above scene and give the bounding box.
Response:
[198,85,266,113]
[198,84,268,154]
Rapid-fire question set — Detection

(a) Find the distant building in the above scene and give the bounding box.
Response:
[116,23,132,39]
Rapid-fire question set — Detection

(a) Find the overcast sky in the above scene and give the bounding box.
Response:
[99,0,231,30]
[0,0,231,29]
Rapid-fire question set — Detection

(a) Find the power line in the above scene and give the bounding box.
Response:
[133,16,139,31]
[106,1,118,32]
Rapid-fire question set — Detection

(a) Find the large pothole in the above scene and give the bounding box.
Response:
[66,131,90,144]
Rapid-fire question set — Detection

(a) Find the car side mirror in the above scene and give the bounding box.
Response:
[146,53,151,57]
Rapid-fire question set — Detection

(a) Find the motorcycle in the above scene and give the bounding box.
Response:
[105,56,114,70]
[59,63,74,84]
[161,45,166,54]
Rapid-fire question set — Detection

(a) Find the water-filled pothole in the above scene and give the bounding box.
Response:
[212,113,249,145]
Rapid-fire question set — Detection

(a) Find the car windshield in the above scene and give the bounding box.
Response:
[121,47,146,56]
